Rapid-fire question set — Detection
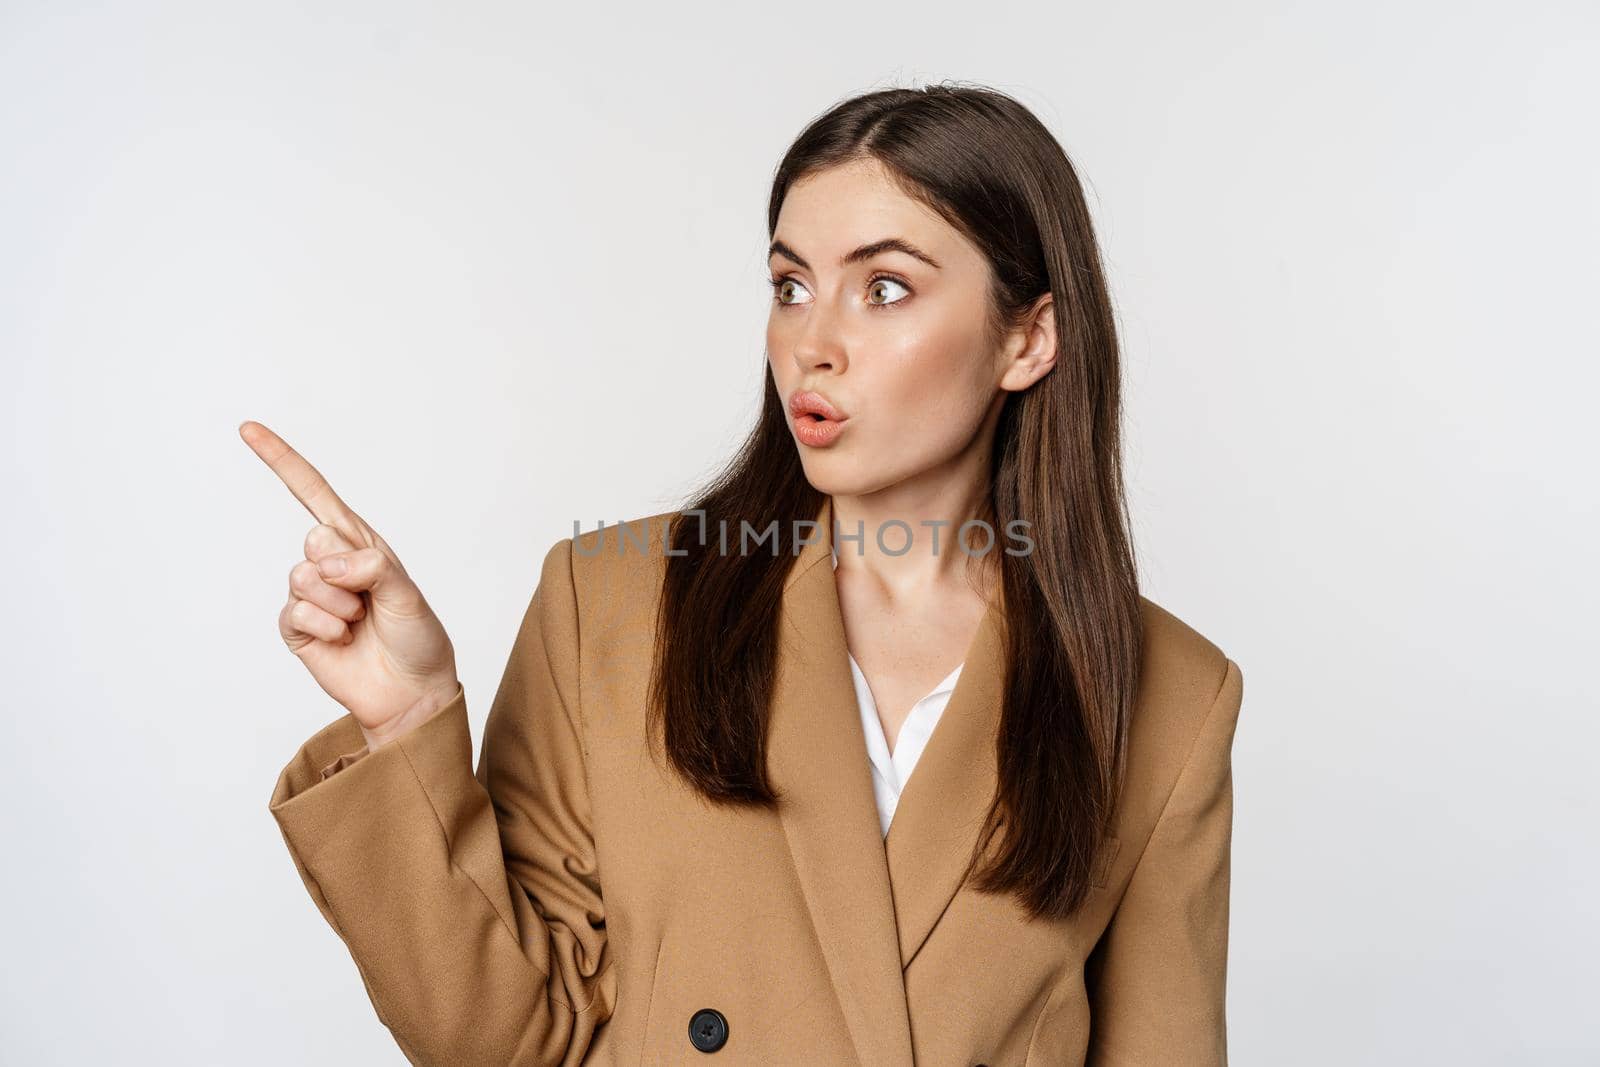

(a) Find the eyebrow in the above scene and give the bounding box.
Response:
[768,236,943,272]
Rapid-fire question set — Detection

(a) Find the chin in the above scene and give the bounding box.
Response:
[796,451,899,500]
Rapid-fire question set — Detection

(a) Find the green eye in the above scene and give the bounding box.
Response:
[867,275,911,306]
[769,277,813,306]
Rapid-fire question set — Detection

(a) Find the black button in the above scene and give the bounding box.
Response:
[688,1007,728,1053]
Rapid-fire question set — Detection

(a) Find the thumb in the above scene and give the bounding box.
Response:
[316,547,420,611]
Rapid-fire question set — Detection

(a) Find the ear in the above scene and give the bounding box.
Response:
[997,292,1058,392]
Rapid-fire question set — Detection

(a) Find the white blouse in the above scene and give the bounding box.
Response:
[832,546,966,837]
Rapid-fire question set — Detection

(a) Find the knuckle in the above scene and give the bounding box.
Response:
[288,559,320,592]
[304,523,348,556]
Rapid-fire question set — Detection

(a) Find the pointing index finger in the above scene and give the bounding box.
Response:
[238,420,366,540]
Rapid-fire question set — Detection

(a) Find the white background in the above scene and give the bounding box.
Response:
[3,2,1596,1063]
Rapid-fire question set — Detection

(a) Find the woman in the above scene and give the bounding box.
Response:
[250,82,1244,1066]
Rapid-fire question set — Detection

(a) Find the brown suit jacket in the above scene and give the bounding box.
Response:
[268,496,1244,1065]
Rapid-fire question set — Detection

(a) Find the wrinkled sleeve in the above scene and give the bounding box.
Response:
[1085,657,1244,1066]
[268,536,613,1066]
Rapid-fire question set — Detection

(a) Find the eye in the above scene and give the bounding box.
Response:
[866,274,912,308]
[769,276,812,306]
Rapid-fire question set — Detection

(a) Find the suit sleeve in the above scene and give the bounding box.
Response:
[267,536,614,1066]
[1085,657,1244,1066]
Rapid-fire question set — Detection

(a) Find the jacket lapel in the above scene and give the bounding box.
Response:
[768,496,1008,1063]
[883,595,1006,969]
[769,496,915,1066]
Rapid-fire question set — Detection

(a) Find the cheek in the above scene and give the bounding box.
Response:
[765,320,791,381]
[874,327,991,423]
[856,365,988,470]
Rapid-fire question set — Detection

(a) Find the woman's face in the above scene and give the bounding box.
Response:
[765,157,1050,499]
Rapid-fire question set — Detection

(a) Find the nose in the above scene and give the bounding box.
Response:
[788,294,848,375]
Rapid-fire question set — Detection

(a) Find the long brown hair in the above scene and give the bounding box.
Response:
[647,81,1141,921]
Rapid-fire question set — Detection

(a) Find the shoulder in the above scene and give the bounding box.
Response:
[1135,594,1240,717]
[1119,595,1244,816]
[532,508,685,618]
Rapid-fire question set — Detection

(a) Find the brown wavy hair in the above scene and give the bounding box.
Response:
[647,81,1141,921]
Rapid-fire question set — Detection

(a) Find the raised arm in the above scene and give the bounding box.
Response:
[243,419,612,1064]
[269,535,612,1065]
